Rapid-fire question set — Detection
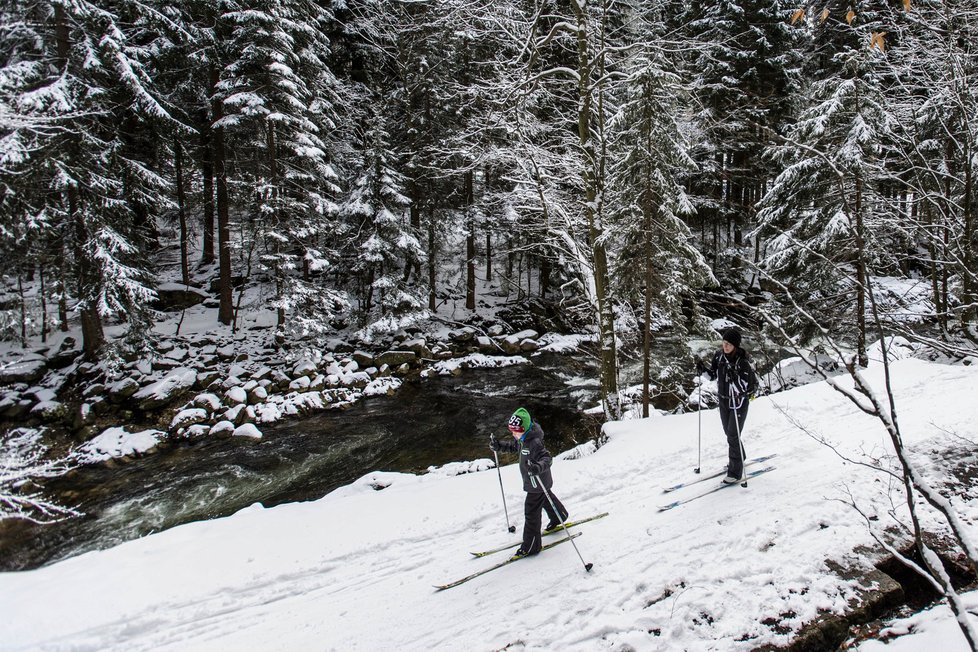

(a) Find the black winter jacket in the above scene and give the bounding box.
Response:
[496,422,554,493]
[708,348,758,402]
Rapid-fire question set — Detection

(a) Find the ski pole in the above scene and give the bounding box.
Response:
[732,395,747,487]
[535,475,592,572]
[695,375,702,474]
[493,449,516,533]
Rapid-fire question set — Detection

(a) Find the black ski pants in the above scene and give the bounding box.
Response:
[521,490,567,553]
[718,398,749,477]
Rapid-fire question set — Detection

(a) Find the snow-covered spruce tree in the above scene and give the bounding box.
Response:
[355,0,436,312]
[0,0,173,361]
[679,0,804,273]
[754,39,900,368]
[340,105,423,334]
[884,0,978,341]
[215,0,349,334]
[607,39,715,417]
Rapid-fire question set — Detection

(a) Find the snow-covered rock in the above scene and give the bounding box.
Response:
[30,400,67,422]
[0,357,47,384]
[170,408,209,430]
[192,393,222,411]
[376,351,415,367]
[225,386,248,405]
[133,368,197,411]
[232,423,262,439]
[363,377,402,397]
[74,427,164,464]
[209,420,235,437]
[293,360,317,378]
[108,377,141,400]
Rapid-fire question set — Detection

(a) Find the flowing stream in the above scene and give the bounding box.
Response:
[0,352,612,571]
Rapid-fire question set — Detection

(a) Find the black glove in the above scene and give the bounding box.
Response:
[695,358,707,374]
[527,460,541,475]
[489,434,499,452]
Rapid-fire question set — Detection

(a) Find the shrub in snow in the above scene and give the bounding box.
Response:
[557,440,598,461]
[427,459,495,476]
[1,428,80,523]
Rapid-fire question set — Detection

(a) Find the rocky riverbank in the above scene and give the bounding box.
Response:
[0,322,589,466]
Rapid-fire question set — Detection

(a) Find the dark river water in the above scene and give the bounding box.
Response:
[0,352,611,571]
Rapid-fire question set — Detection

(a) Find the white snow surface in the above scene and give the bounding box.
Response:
[3,357,978,651]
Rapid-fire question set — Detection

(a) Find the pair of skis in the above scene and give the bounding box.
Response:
[433,513,609,591]
[657,455,778,512]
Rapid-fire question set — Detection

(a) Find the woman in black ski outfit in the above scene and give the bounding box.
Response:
[489,407,568,558]
[700,329,758,483]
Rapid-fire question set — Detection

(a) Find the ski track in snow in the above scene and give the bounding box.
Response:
[3,358,978,650]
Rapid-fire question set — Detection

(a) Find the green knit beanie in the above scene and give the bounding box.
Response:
[508,407,532,431]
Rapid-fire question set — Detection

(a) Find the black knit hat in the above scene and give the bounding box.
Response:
[722,328,742,348]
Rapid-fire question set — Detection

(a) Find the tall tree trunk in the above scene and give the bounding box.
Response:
[39,262,48,344]
[267,125,285,329]
[465,169,476,310]
[364,265,374,319]
[854,173,868,368]
[211,66,234,325]
[200,111,216,266]
[175,139,190,286]
[58,251,68,332]
[962,142,976,332]
[572,0,619,420]
[485,230,492,282]
[70,186,105,361]
[428,207,436,311]
[17,272,27,348]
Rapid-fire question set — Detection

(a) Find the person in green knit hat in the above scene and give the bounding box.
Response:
[489,407,569,558]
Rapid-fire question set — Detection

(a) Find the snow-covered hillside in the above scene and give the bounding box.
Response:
[2,357,977,651]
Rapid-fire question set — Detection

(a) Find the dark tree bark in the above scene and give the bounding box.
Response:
[210,66,234,325]
[175,139,190,286]
[200,110,216,266]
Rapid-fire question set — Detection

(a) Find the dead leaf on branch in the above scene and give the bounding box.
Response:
[846,9,856,24]
[790,8,805,24]
[870,31,887,51]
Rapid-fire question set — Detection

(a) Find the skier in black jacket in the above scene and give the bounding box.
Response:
[699,328,759,483]
[489,407,568,558]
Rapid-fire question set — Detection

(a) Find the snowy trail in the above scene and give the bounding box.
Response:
[3,358,978,650]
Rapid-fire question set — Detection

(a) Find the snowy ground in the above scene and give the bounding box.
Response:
[2,356,978,651]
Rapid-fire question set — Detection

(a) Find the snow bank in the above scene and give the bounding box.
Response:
[4,358,978,651]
